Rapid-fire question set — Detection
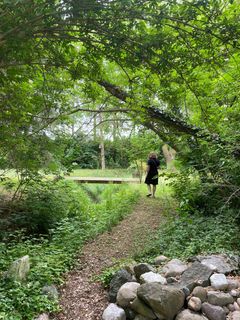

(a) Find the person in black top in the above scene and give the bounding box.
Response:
[145,152,160,198]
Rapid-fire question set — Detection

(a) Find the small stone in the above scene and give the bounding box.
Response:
[34,314,49,320]
[133,316,150,320]
[192,286,207,302]
[124,308,136,320]
[166,277,178,284]
[181,287,190,298]
[231,311,240,320]
[154,255,168,265]
[42,285,58,300]
[162,259,188,277]
[210,273,228,290]
[230,290,240,298]
[202,302,226,320]
[117,282,140,307]
[237,298,240,307]
[133,263,155,279]
[102,303,126,320]
[227,304,235,312]
[233,301,240,311]
[227,279,240,290]
[188,296,202,311]
[176,309,208,320]
[208,291,234,306]
[223,306,229,315]
[140,272,167,285]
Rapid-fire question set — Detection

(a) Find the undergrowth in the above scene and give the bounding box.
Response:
[0,181,139,320]
[136,208,240,263]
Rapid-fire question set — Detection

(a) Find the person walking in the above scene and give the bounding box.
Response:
[145,152,160,198]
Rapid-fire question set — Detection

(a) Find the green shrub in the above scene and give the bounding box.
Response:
[10,180,90,234]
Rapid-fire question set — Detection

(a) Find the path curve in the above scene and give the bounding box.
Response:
[52,197,164,320]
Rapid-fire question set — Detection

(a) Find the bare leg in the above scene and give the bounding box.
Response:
[147,184,152,196]
[152,185,156,198]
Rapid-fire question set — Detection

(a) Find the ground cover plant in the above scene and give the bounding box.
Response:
[0,181,139,320]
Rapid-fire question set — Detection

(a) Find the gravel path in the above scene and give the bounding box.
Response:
[51,197,165,320]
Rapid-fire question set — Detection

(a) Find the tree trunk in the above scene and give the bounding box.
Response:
[99,113,106,170]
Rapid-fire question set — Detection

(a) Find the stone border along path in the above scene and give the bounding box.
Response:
[51,197,166,320]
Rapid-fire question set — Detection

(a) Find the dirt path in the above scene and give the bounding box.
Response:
[52,197,165,320]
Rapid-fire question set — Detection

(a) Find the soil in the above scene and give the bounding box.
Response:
[51,197,166,320]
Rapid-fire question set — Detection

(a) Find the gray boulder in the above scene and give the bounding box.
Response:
[207,291,234,306]
[202,302,226,320]
[42,285,59,300]
[140,272,167,285]
[162,259,188,277]
[196,254,239,274]
[130,297,156,319]
[102,303,126,320]
[6,255,30,281]
[176,309,208,320]
[210,273,228,290]
[192,286,207,302]
[117,282,140,307]
[109,269,132,302]
[134,264,155,280]
[178,261,213,292]
[137,283,184,320]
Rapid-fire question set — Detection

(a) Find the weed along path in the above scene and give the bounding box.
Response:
[52,197,165,320]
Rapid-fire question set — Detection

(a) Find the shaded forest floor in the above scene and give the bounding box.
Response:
[52,196,168,320]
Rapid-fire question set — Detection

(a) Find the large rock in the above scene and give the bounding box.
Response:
[137,283,184,320]
[210,273,228,290]
[202,302,226,320]
[175,309,208,320]
[207,291,234,306]
[117,282,140,307]
[162,259,188,277]
[134,264,155,280]
[195,254,239,274]
[109,270,132,302]
[6,255,30,281]
[178,261,213,292]
[102,303,126,320]
[140,272,167,285]
[130,297,156,319]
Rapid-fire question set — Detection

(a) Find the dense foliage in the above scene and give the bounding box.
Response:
[0,0,240,316]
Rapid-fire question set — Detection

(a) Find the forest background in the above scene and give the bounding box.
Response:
[0,0,240,319]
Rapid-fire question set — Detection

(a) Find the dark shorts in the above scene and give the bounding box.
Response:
[145,176,158,185]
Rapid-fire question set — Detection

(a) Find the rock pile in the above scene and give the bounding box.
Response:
[102,254,240,320]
